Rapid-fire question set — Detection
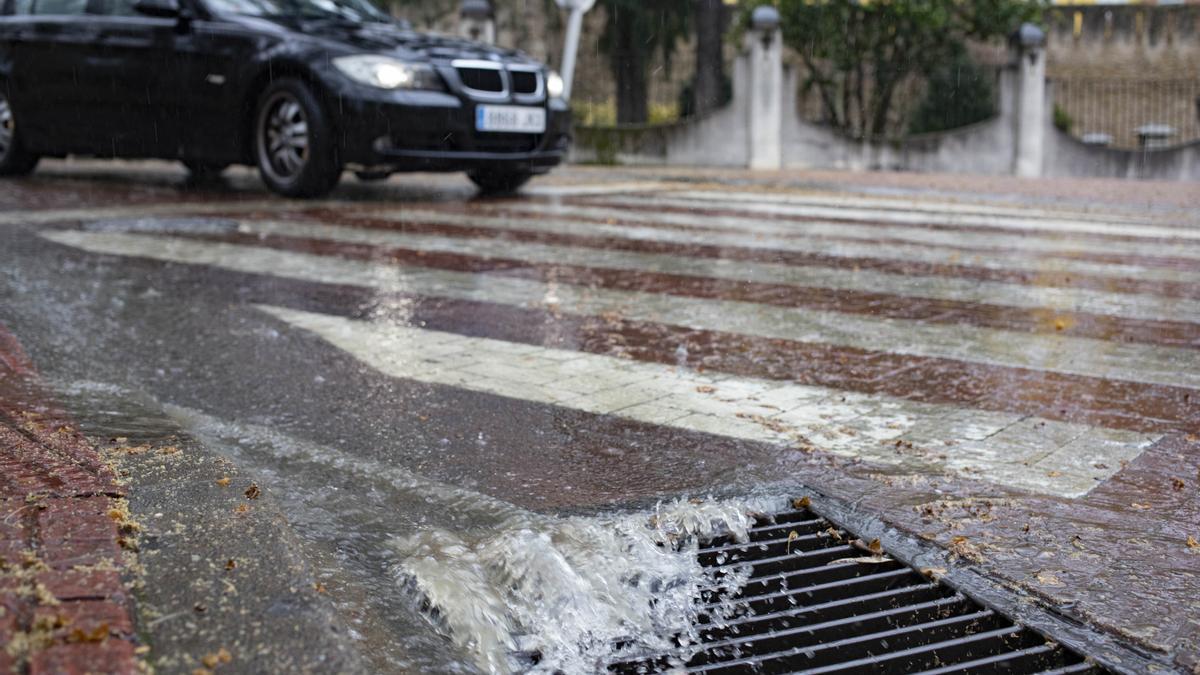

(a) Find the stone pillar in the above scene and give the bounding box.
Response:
[460,0,495,44]
[746,6,783,170]
[1012,23,1046,178]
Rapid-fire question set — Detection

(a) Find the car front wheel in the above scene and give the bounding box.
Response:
[254,79,341,198]
[468,169,532,195]
[0,89,40,177]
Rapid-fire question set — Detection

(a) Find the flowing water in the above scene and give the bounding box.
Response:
[58,381,790,674]
[168,405,788,674]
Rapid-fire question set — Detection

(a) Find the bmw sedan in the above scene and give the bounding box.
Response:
[0,0,571,197]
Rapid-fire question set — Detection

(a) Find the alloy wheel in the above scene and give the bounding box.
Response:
[258,92,310,184]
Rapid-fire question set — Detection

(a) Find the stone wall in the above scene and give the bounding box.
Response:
[570,30,1200,181]
[1044,5,1200,147]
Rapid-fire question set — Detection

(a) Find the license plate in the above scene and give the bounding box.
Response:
[475,105,546,133]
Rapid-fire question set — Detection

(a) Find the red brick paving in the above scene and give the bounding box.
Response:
[177,228,1200,350]
[0,325,140,675]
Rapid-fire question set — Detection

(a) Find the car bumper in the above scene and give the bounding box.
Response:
[327,83,571,174]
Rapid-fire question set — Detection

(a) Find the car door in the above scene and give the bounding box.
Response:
[174,14,266,163]
[5,0,101,153]
[86,0,187,157]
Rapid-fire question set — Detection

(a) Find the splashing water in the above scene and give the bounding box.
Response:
[108,402,794,673]
[393,496,787,674]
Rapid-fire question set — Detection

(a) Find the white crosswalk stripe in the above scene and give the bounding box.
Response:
[258,304,1154,498]
[492,201,1200,263]
[235,218,1200,323]
[636,190,1200,240]
[42,230,1200,389]
[681,191,1189,226]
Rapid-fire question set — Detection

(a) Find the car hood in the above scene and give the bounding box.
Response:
[241,16,538,66]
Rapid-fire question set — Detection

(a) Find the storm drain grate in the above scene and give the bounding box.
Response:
[609,504,1106,675]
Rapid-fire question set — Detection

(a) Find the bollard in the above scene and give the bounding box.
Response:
[459,0,495,44]
[747,5,783,170]
[1011,22,1046,178]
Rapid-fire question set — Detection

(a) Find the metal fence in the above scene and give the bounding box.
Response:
[1052,78,1200,149]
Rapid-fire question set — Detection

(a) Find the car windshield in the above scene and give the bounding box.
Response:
[203,0,391,23]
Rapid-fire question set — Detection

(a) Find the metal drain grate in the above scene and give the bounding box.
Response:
[610,504,1105,675]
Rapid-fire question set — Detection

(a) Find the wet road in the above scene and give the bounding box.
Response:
[1,161,1198,673]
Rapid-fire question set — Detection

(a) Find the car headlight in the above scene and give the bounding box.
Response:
[332,55,444,91]
[546,70,565,99]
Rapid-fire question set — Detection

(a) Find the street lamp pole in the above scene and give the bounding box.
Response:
[554,0,596,101]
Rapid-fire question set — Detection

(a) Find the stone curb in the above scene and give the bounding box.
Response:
[0,341,143,675]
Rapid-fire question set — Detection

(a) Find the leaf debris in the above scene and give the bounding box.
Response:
[948,535,983,562]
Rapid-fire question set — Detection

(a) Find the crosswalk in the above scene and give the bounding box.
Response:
[39,184,1200,498]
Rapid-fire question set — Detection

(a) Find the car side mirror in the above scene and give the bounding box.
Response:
[133,0,181,18]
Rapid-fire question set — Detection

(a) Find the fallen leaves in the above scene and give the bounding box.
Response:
[200,648,233,669]
[234,504,249,514]
[735,412,790,434]
[786,530,799,554]
[1035,571,1064,587]
[215,477,231,487]
[224,559,237,571]
[1171,478,1185,491]
[67,623,109,643]
[920,567,947,580]
[850,538,883,556]
[695,385,716,394]
[792,496,811,510]
[1187,535,1199,551]
[948,535,983,563]
[829,537,891,564]
[244,484,261,500]
[1131,502,1152,511]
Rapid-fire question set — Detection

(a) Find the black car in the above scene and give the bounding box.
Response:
[0,0,570,197]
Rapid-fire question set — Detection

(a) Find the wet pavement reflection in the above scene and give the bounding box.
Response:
[1,161,1198,673]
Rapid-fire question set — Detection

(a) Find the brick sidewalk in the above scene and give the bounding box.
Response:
[1,328,140,675]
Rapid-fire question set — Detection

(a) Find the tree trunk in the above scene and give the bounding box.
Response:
[611,6,649,124]
[692,0,724,116]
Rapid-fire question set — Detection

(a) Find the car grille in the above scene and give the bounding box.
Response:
[473,132,541,154]
[510,70,540,95]
[608,503,1107,674]
[456,66,504,93]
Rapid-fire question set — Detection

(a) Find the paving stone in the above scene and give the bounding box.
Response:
[33,600,135,638]
[36,570,126,602]
[27,640,137,675]
[37,497,117,542]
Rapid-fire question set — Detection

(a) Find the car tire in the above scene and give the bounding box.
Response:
[468,169,532,195]
[0,88,40,177]
[254,78,341,198]
[183,160,230,181]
